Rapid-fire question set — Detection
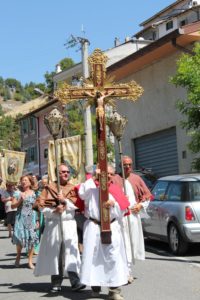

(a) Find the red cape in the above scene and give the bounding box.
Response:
[108,182,130,210]
[94,179,129,210]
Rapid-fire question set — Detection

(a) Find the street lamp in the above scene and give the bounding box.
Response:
[107,110,128,189]
[44,107,64,192]
[107,109,135,262]
[44,107,65,249]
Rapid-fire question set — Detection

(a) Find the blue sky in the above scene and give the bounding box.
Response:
[0,0,174,85]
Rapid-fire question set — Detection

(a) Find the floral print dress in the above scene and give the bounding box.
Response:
[12,190,39,251]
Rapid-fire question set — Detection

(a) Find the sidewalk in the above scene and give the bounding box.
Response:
[0,223,134,300]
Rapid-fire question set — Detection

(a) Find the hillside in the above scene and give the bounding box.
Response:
[0,97,24,113]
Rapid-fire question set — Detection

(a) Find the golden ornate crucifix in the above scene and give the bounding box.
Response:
[55,48,143,244]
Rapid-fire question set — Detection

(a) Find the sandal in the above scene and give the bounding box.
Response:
[14,260,20,267]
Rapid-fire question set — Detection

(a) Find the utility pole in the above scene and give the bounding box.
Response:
[65,35,94,167]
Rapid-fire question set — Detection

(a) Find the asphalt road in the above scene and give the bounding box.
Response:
[0,223,200,300]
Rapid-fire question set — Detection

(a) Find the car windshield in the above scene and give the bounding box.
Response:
[189,182,200,201]
[151,181,168,200]
[141,175,155,190]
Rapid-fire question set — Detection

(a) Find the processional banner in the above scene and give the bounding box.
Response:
[48,135,85,184]
[3,149,25,184]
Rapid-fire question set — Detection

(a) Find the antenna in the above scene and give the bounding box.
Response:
[64,34,90,52]
[81,24,85,35]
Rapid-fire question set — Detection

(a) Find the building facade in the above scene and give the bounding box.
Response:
[108,1,200,177]
[19,99,60,177]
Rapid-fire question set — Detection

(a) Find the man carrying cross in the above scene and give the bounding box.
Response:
[78,164,130,299]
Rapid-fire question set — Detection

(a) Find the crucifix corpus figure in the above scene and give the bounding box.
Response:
[84,90,114,130]
[55,48,144,244]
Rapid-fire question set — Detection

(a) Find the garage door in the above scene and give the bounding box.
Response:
[134,127,178,177]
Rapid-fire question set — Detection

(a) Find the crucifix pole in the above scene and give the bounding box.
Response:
[88,52,112,244]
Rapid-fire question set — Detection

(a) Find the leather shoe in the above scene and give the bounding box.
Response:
[71,283,86,291]
[128,275,134,284]
[91,291,101,298]
[14,260,20,268]
[51,286,61,292]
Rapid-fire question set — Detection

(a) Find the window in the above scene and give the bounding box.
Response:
[182,150,187,159]
[180,19,187,27]
[29,116,36,132]
[24,149,28,164]
[28,146,37,163]
[189,182,200,201]
[152,31,157,40]
[152,181,168,201]
[22,120,28,135]
[44,148,48,159]
[166,20,173,31]
[166,182,182,201]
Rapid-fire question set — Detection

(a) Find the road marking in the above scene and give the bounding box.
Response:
[146,245,200,268]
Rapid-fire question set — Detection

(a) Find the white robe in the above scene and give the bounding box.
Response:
[123,179,149,264]
[78,178,129,287]
[34,199,81,276]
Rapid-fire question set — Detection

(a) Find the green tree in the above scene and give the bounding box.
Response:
[23,81,46,101]
[44,58,75,94]
[64,102,104,163]
[64,103,85,136]
[5,78,22,92]
[0,76,4,93]
[59,57,74,71]
[0,78,4,97]
[170,42,200,170]
[3,86,11,101]
[0,105,4,117]
[0,76,4,86]
[14,91,24,102]
[44,71,56,94]
[0,115,20,150]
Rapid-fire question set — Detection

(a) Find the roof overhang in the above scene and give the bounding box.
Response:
[17,98,57,121]
[108,21,200,81]
[140,1,188,27]
[53,63,82,83]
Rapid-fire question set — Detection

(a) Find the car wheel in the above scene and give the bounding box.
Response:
[168,223,188,255]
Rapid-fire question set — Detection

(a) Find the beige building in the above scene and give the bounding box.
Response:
[107,0,200,177]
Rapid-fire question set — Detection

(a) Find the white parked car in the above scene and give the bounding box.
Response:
[142,174,200,255]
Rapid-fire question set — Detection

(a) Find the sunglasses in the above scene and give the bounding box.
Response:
[60,170,70,174]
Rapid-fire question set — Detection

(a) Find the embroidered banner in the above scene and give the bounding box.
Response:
[48,135,85,184]
[3,149,25,184]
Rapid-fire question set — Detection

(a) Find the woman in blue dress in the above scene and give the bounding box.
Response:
[11,175,39,269]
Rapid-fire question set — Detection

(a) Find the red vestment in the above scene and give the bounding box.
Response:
[112,173,152,203]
